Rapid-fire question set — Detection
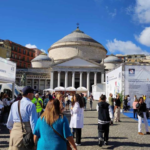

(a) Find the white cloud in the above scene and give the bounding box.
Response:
[109,9,117,17]
[106,39,148,54]
[126,5,134,15]
[135,27,150,47]
[134,0,150,23]
[25,44,47,53]
[25,44,37,48]
[41,49,46,53]
[106,7,117,18]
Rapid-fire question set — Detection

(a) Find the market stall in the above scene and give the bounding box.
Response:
[76,87,88,94]
[54,86,65,94]
[43,88,54,92]
[66,87,76,95]
[0,57,16,99]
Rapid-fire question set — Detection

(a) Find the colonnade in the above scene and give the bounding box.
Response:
[50,71,104,91]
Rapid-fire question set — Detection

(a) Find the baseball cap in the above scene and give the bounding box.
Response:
[49,95,53,100]
[22,86,35,95]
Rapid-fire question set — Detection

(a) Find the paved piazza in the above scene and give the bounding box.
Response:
[0,101,150,150]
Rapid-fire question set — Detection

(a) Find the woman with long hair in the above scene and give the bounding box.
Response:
[70,94,84,146]
[132,96,138,118]
[136,97,150,135]
[56,93,64,113]
[34,99,77,150]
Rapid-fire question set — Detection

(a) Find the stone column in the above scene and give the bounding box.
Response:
[50,71,54,89]
[87,72,90,96]
[94,72,97,85]
[72,72,75,87]
[80,72,83,87]
[32,79,34,89]
[45,79,47,89]
[101,72,104,83]
[38,79,40,90]
[19,78,21,86]
[12,83,15,99]
[65,71,68,88]
[57,71,61,87]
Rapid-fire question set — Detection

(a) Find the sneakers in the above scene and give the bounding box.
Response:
[98,138,104,147]
[75,143,81,146]
[138,132,144,135]
[104,141,108,145]
[146,132,150,134]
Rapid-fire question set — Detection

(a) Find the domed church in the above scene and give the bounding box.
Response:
[16,27,111,95]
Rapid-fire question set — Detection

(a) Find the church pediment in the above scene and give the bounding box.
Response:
[53,57,101,67]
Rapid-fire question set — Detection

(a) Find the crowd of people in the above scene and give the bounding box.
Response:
[0,86,95,150]
[108,93,150,137]
[0,87,150,149]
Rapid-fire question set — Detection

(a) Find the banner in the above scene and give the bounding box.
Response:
[106,66,122,101]
[0,57,16,83]
[125,65,150,108]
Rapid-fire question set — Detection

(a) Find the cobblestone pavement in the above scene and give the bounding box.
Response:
[1,101,150,150]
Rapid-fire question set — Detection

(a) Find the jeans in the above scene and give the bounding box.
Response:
[37,111,43,118]
[133,109,137,118]
[90,101,92,109]
[84,103,87,109]
[98,124,109,141]
[74,128,82,144]
[110,105,114,120]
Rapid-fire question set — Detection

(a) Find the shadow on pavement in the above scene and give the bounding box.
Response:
[0,141,9,148]
[106,141,150,149]
[81,141,150,149]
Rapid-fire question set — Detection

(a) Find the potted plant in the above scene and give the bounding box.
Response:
[118,91,124,113]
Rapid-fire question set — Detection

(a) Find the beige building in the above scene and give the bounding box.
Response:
[116,54,146,63]
[0,39,11,58]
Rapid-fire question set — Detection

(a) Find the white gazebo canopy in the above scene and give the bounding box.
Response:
[54,86,65,91]
[43,88,54,92]
[66,87,76,91]
[77,87,88,93]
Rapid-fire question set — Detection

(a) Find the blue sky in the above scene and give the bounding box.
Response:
[0,0,150,55]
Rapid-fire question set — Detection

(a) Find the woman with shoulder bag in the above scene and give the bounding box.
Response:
[136,97,150,135]
[34,99,77,150]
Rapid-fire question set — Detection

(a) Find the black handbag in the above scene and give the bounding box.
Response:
[18,100,34,149]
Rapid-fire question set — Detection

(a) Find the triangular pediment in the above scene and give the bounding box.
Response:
[54,57,100,67]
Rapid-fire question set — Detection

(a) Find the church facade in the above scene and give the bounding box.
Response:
[16,27,119,94]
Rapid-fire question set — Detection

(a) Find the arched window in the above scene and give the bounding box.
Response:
[23,50,26,54]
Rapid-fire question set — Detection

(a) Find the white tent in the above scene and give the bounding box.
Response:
[76,87,88,93]
[66,87,76,91]
[15,84,24,91]
[43,88,54,92]
[0,57,16,98]
[54,86,65,91]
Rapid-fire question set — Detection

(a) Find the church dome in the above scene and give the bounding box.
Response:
[104,55,122,63]
[31,53,53,68]
[32,53,51,62]
[104,54,122,70]
[48,27,107,62]
[53,28,102,45]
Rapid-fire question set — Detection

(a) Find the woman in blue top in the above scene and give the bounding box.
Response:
[34,99,77,150]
